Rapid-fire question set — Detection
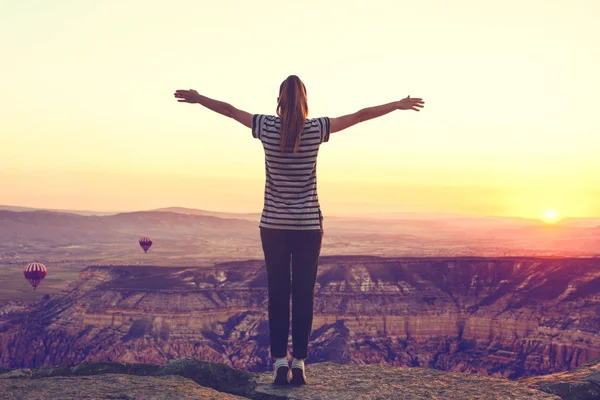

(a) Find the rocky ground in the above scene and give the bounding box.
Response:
[1,374,247,400]
[4,357,594,400]
[522,357,600,400]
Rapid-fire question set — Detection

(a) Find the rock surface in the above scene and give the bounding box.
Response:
[253,362,560,400]
[0,358,257,397]
[0,374,246,400]
[1,257,599,379]
[523,357,600,400]
[0,358,562,400]
[157,357,257,396]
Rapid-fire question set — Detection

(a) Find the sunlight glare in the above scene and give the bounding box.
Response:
[543,209,559,223]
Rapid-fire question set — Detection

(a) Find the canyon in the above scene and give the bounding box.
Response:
[1,256,599,379]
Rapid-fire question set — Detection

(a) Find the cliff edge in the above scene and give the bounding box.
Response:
[2,357,593,400]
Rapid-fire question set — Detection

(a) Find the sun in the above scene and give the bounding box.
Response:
[542,209,559,223]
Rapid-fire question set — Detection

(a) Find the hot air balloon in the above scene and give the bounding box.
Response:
[24,262,47,290]
[139,236,152,253]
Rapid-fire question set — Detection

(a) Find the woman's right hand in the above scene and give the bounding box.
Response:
[174,89,202,103]
[398,96,425,111]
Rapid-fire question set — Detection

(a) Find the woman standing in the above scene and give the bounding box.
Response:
[174,76,424,385]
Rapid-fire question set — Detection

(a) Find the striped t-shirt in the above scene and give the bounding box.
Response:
[252,114,331,231]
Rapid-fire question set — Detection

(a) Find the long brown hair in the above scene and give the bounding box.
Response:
[277,75,308,153]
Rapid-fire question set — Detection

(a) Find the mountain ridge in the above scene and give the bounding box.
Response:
[2,209,599,262]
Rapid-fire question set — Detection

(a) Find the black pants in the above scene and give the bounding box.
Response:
[260,227,323,359]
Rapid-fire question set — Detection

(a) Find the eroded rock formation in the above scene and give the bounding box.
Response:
[1,257,598,379]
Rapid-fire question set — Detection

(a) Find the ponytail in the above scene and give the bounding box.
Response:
[277,75,308,153]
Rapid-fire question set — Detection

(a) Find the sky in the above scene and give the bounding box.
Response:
[1,0,599,220]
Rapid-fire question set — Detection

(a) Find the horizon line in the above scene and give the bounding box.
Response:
[2,203,596,222]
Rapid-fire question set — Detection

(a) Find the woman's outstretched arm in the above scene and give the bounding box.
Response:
[330,96,424,134]
[174,89,252,128]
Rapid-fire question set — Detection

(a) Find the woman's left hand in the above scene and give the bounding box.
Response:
[174,89,202,103]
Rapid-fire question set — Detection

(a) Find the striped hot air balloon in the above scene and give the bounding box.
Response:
[24,262,47,290]
[139,236,152,253]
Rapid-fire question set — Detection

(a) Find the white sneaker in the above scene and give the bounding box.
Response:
[290,358,306,385]
[272,357,289,385]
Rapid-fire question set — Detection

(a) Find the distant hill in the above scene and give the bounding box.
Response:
[353,211,545,227]
[557,217,600,228]
[152,207,260,221]
[0,205,118,216]
[1,207,599,260]
[4,204,599,228]
[0,210,256,245]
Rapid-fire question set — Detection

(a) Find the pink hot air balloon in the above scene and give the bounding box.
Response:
[139,236,152,253]
[24,262,47,290]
